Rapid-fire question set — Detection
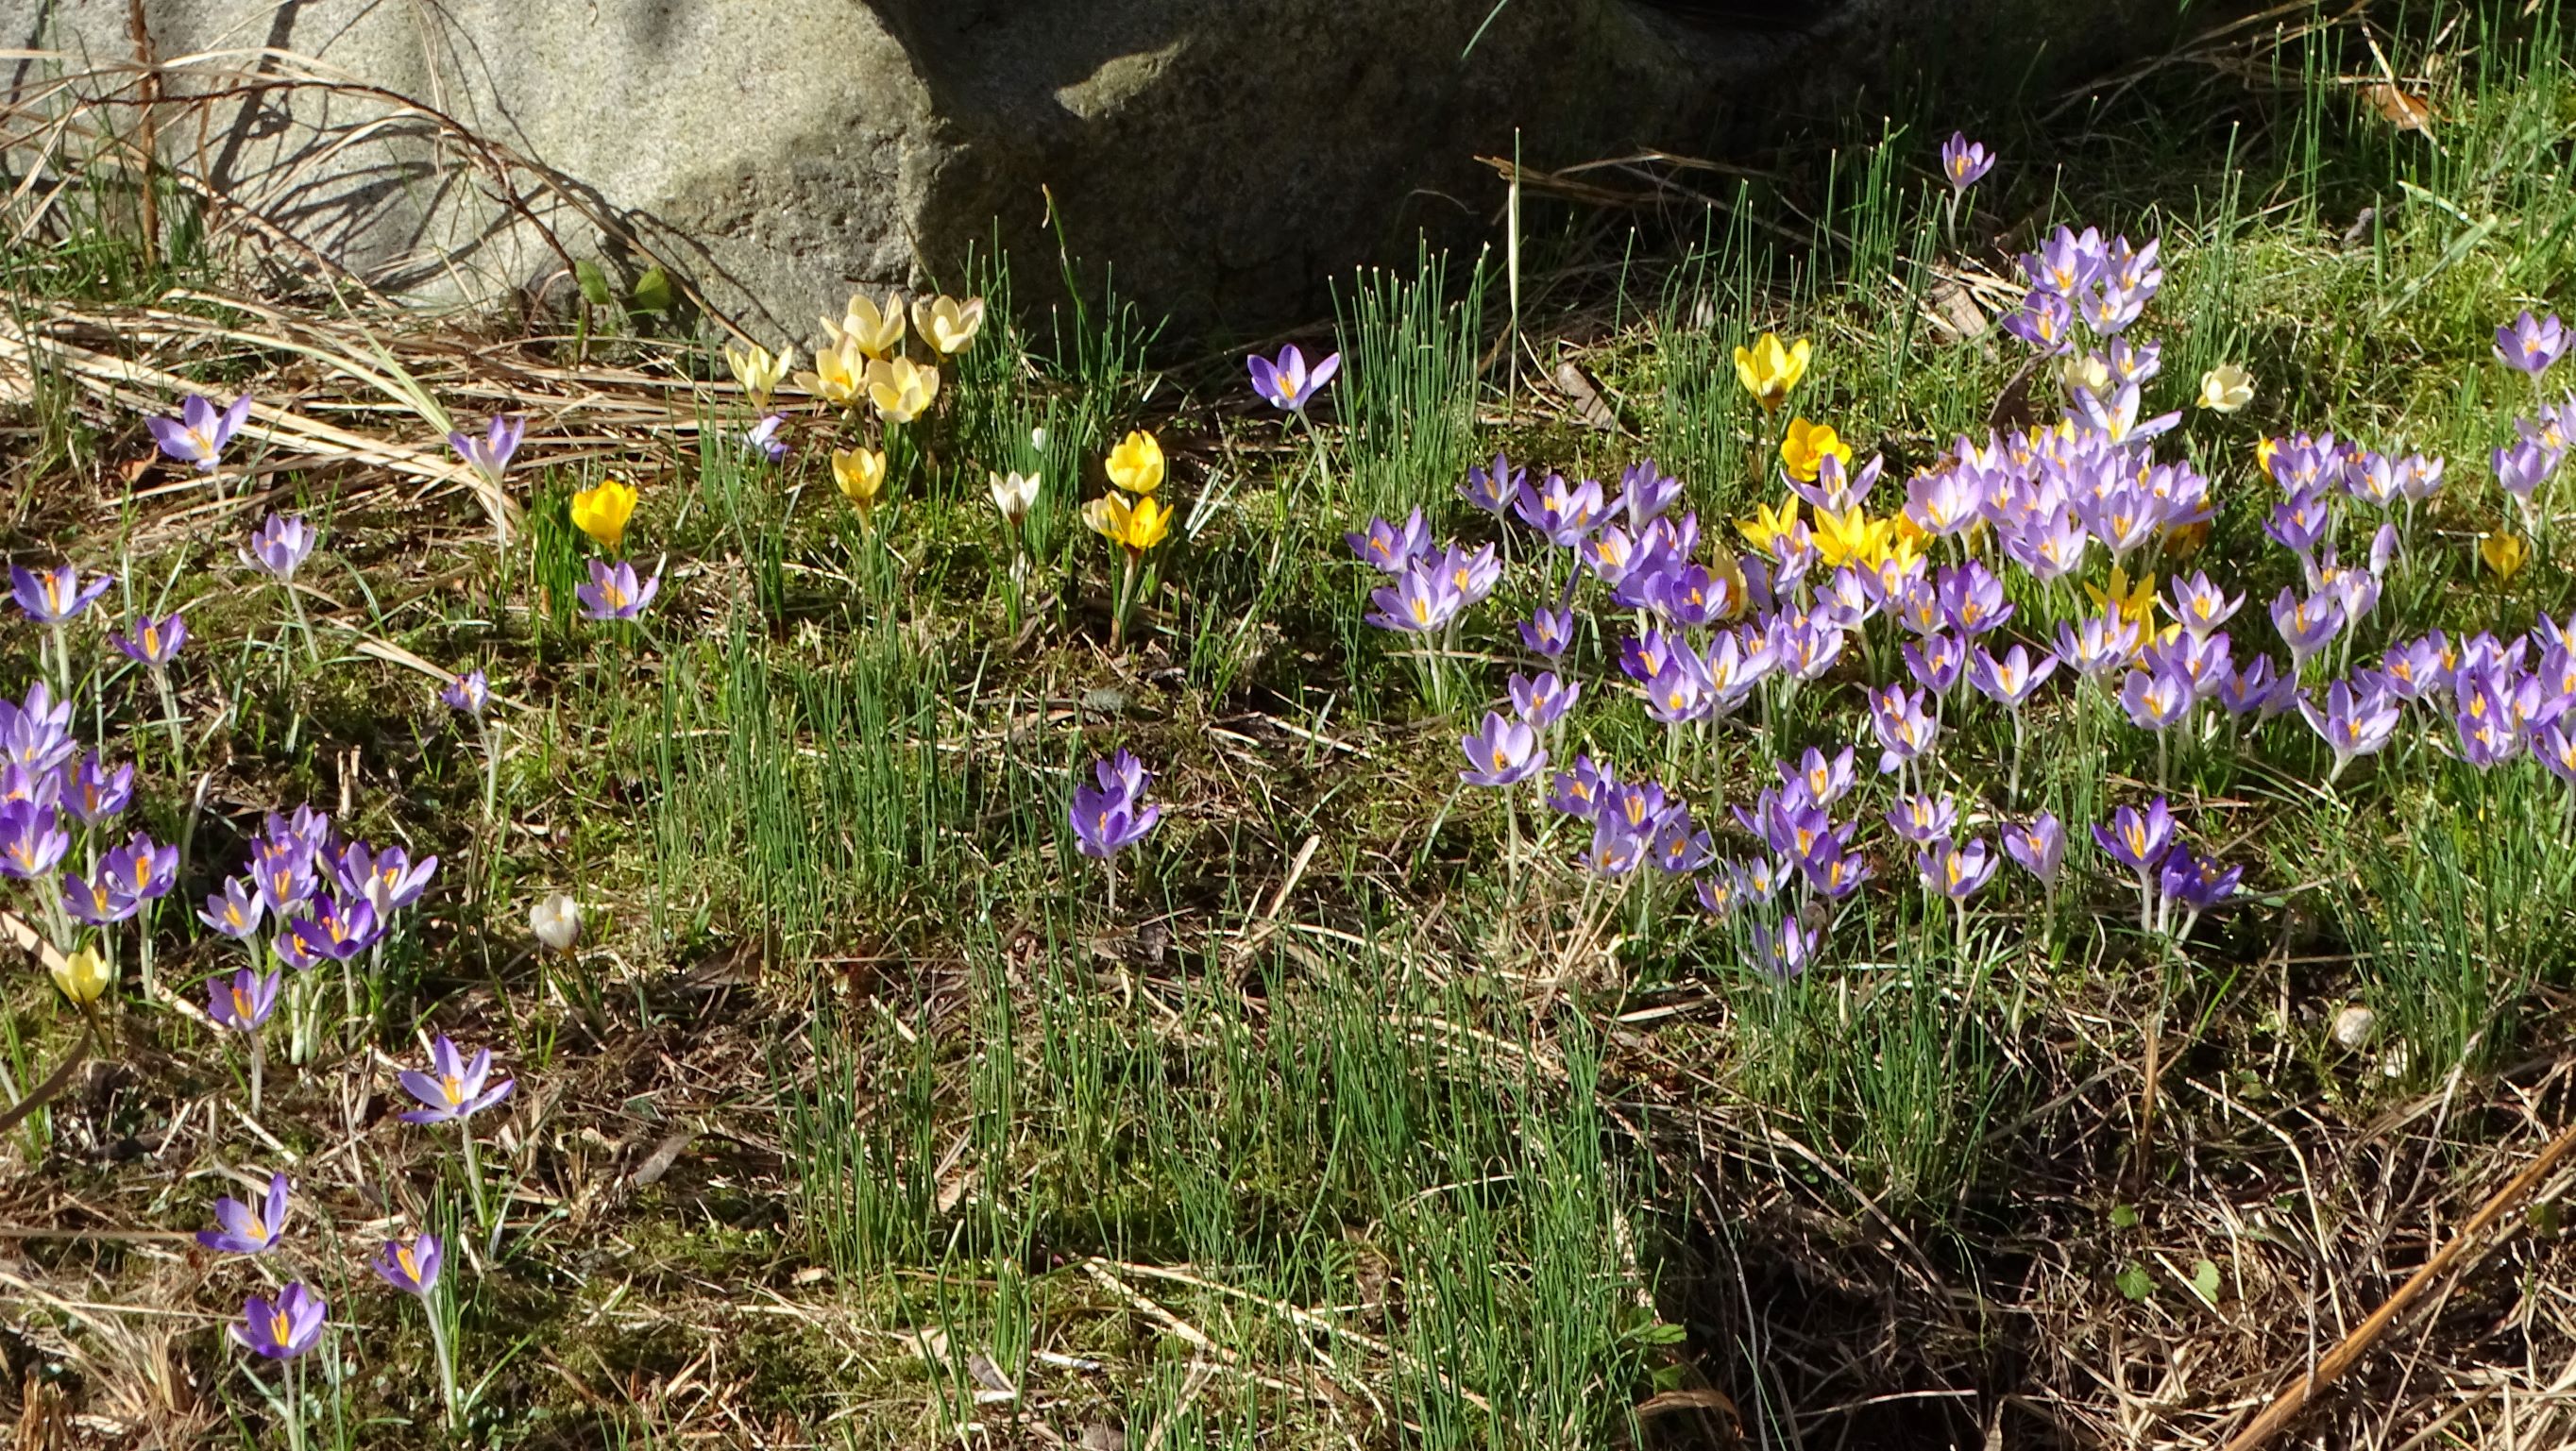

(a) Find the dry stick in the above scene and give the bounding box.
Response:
[125,0,158,273]
[2219,1112,2576,1451]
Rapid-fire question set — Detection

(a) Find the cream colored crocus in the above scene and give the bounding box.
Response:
[2061,351,2112,396]
[529,893,582,953]
[989,469,1040,527]
[866,357,941,425]
[726,342,791,409]
[833,292,907,360]
[833,447,888,515]
[792,336,867,406]
[2197,363,2254,413]
[912,295,986,356]
[1105,430,1164,495]
[53,942,111,1006]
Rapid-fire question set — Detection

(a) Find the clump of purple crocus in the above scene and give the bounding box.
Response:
[1071,750,1163,912]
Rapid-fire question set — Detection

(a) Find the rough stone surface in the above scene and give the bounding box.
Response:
[4,1,2185,342]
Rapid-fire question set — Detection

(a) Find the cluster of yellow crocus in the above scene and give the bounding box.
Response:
[782,289,984,425]
[2087,566,2159,633]
[1737,495,1925,575]
[570,479,639,553]
[1084,430,1172,556]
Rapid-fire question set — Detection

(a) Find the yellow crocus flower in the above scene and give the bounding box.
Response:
[2254,435,2280,475]
[2481,530,2528,579]
[1732,332,1812,414]
[791,336,867,406]
[2086,565,2158,631]
[1119,495,1173,553]
[569,480,639,553]
[1778,417,1853,483]
[53,942,110,1006]
[910,295,986,356]
[866,357,941,425]
[834,292,907,360]
[831,448,887,514]
[1810,505,1892,568]
[1105,430,1165,496]
[1737,497,1801,555]
[725,342,791,409]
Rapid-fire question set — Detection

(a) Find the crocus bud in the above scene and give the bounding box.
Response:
[53,943,111,1005]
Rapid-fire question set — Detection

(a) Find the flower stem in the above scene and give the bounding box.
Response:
[248,1034,264,1118]
[152,666,187,770]
[479,720,501,827]
[46,621,71,705]
[426,1298,462,1430]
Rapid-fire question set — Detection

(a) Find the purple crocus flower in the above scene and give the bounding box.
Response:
[1868,684,1940,773]
[2300,679,2401,782]
[244,513,315,582]
[1460,452,1524,517]
[206,967,282,1034]
[147,393,252,473]
[102,831,177,903]
[2144,628,2233,700]
[278,893,380,968]
[2453,672,2523,768]
[2539,720,2576,788]
[1783,746,1856,808]
[1093,749,1150,804]
[2380,634,2449,700]
[2056,612,2141,682]
[1652,812,1716,875]
[2001,289,2076,353]
[2269,586,2347,666]
[2493,438,2561,505]
[112,612,187,666]
[1547,755,1614,818]
[373,1234,443,1297]
[1459,712,1546,787]
[59,753,133,826]
[577,559,662,621]
[2002,813,2064,885]
[2157,846,2243,913]
[250,839,317,917]
[744,414,788,463]
[2262,488,2334,558]
[2093,798,2178,876]
[1247,345,1339,411]
[1070,780,1161,860]
[1919,836,1999,901]
[196,1172,291,1255]
[1519,604,1574,659]
[1602,778,1677,838]
[1616,460,1685,528]
[1585,817,1650,877]
[1,684,76,774]
[1800,846,1873,901]
[1940,132,1995,190]
[2118,666,2192,731]
[442,669,489,717]
[2496,311,2568,375]
[1346,510,1432,574]
[1907,470,1989,539]
[2164,573,2243,637]
[1513,472,1607,548]
[448,414,526,487]
[1365,560,1461,634]
[199,877,268,939]
[398,1036,517,1125]
[336,842,438,915]
[1507,671,1580,731]
[1968,644,2058,711]
[1695,872,1743,920]
[1886,792,1959,845]
[1902,632,1966,696]
[9,564,113,625]
[2214,654,2298,719]
[0,800,68,880]
[231,1285,326,1360]
[63,869,139,926]
[1936,562,2011,636]
[1747,911,1813,979]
